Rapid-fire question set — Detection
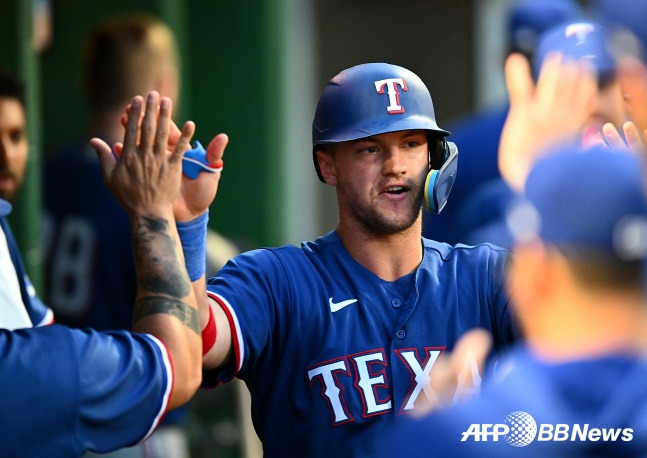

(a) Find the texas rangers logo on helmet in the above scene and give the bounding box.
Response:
[374,78,408,114]
[564,22,595,44]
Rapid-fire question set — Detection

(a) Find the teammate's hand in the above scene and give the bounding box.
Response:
[498,52,597,192]
[116,98,229,222]
[91,91,194,216]
[414,328,493,415]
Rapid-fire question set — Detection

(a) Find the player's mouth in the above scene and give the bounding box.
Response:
[379,182,410,201]
[0,172,15,192]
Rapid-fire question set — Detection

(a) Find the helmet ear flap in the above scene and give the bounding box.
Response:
[427,136,448,170]
[425,141,458,214]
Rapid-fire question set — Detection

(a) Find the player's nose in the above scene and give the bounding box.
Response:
[381,146,407,176]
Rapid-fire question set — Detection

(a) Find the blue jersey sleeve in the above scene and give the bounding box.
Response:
[204,248,291,386]
[0,325,172,456]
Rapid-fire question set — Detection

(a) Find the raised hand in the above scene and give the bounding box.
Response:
[498,53,597,191]
[115,98,228,222]
[174,132,229,222]
[91,91,195,216]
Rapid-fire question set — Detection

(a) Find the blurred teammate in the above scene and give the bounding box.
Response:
[422,0,582,245]
[0,68,53,329]
[1,92,202,456]
[375,34,647,455]
[459,20,637,246]
[377,145,647,457]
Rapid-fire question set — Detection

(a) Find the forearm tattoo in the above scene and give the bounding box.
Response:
[132,214,198,335]
[133,215,191,298]
[134,297,200,336]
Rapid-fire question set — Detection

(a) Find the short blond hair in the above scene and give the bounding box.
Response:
[83,13,179,112]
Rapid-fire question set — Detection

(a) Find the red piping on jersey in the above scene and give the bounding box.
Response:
[207,291,243,374]
[201,304,217,356]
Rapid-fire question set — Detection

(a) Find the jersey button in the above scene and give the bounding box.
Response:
[391,299,401,308]
[396,330,406,339]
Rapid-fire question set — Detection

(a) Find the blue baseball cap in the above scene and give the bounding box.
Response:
[507,146,647,259]
[508,0,581,57]
[591,0,647,53]
[532,22,617,85]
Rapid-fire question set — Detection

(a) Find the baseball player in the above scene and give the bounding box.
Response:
[447,19,633,247]
[157,62,519,457]
[0,68,53,329]
[0,92,202,456]
[377,146,647,457]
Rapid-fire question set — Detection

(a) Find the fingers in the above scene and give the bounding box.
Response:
[90,137,116,180]
[170,120,196,165]
[154,97,172,159]
[582,128,607,149]
[166,116,183,147]
[534,53,563,111]
[536,54,596,124]
[140,92,160,155]
[122,96,144,159]
[504,53,533,109]
[601,123,626,151]
[448,328,493,376]
[422,328,493,414]
[206,133,229,168]
[623,121,647,156]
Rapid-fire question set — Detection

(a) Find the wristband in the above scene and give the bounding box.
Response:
[176,212,208,281]
[202,305,217,356]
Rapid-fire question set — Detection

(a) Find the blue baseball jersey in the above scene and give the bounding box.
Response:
[0,324,173,456]
[205,230,516,457]
[44,142,136,331]
[0,199,54,327]
[377,345,647,457]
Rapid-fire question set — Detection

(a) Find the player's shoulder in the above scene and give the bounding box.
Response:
[423,237,510,262]
[215,242,308,279]
[215,231,341,278]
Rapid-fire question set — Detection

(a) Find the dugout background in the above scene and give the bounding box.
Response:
[0,0,489,290]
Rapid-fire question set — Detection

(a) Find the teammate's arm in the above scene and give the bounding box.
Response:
[116,97,235,371]
[91,91,202,409]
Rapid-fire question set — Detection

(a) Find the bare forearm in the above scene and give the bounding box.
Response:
[130,211,202,408]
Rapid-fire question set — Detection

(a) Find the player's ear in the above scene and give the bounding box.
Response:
[316,148,338,186]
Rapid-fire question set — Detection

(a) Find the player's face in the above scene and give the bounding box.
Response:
[583,79,626,132]
[0,97,28,203]
[330,130,428,235]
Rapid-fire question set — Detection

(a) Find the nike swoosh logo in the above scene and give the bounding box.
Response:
[329,297,358,312]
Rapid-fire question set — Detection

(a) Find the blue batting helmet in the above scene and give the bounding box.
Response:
[312,62,450,182]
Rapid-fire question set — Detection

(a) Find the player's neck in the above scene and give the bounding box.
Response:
[528,291,647,361]
[336,218,423,282]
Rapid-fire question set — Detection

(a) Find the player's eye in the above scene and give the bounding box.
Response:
[358,145,378,154]
[9,128,24,144]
